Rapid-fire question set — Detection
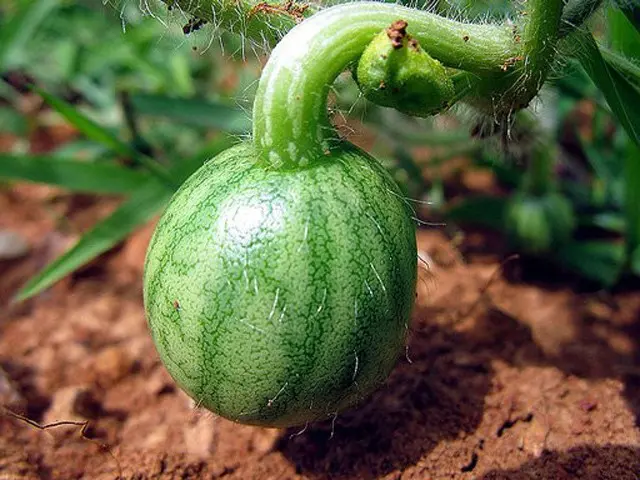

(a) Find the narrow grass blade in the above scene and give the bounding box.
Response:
[14,136,238,302]
[0,107,28,136]
[600,48,640,89]
[632,246,640,277]
[0,0,59,71]
[566,31,640,146]
[615,1,640,37]
[475,154,522,188]
[34,88,176,187]
[130,94,251,134]
[13,180,173,303]
[624,141,640,254]
[554,240,626,286]
[0,154,148,194]
[34,87,138,159]
[608,6,640,61]
[559,0,605,38]
[579,212,626,233]
[394,146,429,191]
[579,136,617,182]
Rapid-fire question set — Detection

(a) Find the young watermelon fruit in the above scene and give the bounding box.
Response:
[144,141,417,428]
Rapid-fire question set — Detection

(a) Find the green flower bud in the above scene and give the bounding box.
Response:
[355,21,455,117]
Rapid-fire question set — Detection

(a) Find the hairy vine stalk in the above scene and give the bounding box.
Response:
[162,0,315,45]
[251,2,518,168]
[165,0,598,46]
[161,0,599,166]
[514,0,565,108]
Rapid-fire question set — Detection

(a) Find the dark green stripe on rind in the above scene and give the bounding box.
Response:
[143,142,416,427]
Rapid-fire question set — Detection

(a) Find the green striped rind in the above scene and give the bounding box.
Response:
[143,142,417,427]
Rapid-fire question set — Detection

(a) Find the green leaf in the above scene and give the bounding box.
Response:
[600,48,640,89]
[52,140,111,160]
[34,87,176,187]
[168,54,195,97]
[34,87,139,159]
[578,131,621,185]
[0,0,59,71]
[0,107,28,136]
[632,245,640,276]
[554,240,626,286]
[475,153,521,188]
[624,140,640,252]
[565,31,640,146]
[578,212,626,233]
[14,179,173,303]
[446,196,508,230]
[0,154,148,194]
[14,136,239,302]
[559,0,605,38]
[130,94,251,134]
[612,0,640,37]
[608,5,640,61]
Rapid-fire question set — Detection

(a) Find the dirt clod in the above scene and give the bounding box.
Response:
[0,366,25,411]
[0,230,30,260]
[89,346,134,388]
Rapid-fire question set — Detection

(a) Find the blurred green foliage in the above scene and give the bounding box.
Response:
[1,0,640,299]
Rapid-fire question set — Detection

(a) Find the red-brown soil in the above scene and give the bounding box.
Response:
[1,184,639,479]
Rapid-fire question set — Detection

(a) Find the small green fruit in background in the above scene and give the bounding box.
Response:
[144,142,417,428]
[505,192,576,255]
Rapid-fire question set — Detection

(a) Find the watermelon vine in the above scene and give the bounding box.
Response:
[144,0,594,427]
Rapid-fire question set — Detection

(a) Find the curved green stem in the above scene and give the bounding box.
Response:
[168,0,602,46]
[167,0,576,162]
[252,2,517,168]
[474,0,565,114]
[521,0,565,98]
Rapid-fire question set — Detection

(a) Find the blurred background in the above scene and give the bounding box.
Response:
[1,1,639,478]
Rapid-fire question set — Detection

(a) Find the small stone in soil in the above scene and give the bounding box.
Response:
[0,366,25,411]
[0,230,29,260]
